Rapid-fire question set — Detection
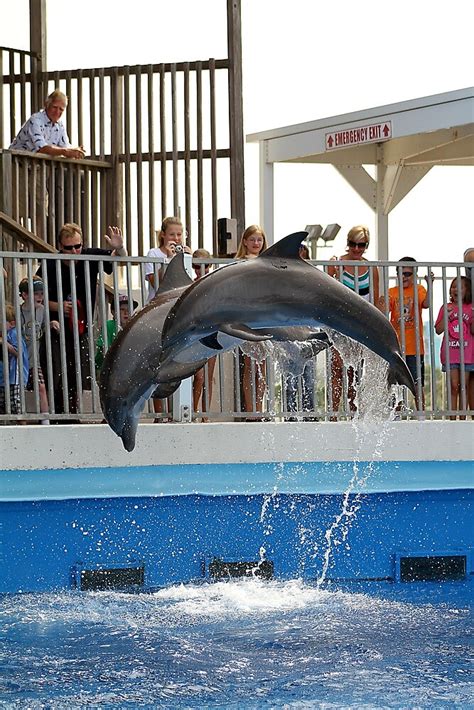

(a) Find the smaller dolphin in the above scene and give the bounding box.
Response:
[99,254,196,451]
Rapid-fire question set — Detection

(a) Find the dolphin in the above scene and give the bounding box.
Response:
[158,231,415,394]
[99,254,196,451]
[99,253,329,451]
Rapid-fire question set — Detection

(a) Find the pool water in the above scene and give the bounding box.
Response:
[1,578,472,708]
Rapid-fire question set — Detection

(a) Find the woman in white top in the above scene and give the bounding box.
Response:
[235,225,269,417]
[145,217,192,302]
[145,216,191,420]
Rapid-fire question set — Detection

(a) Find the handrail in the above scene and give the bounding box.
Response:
[5,149,112,170]
[0,211,56,252]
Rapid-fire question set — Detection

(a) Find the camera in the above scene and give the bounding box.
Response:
[174,244,184,254]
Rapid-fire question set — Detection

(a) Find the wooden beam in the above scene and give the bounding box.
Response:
[29,0,47,110]
[0,210,56,252]
[227,0,245,238]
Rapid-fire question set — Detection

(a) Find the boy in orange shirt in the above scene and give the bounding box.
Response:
[388,257,432,411]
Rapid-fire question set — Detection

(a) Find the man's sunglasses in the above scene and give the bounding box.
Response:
[61,243,83,251]
[347,241,367,249]
[402,271,413,277]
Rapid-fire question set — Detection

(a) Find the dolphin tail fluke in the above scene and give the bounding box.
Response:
[388,354,416,395]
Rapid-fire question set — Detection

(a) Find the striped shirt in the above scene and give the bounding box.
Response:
[341,268,371,300]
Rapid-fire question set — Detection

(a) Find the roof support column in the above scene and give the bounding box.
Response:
[375,144,388,261]
[259,141,274,243]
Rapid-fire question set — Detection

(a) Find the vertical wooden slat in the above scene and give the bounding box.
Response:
[39,159,47,242]
[89,69,96,157]
[183,62,191,244]
[91,169,98,248]
[100,169,107,244]
[67,161,74,223]
[9,50,16,143]
[159,64,166,218]
[99,68,105,158]
[123,66,132,247]
[0,151,12,216]
[48,161,56,246]
[135,66,144,255]
[52,70,60,93]
[19,53,26,125]
[31,161,37,234]
[171,64,178,217]
[110,67,123,232]
[196,61,204,248]
[147,64,155,249]
[57,162,64,228]
[83,167,91,245]
[209,58,218,256]
[74,163,81,224]
[65,72,73,142]
[30,53,39,113]
[77,68,83,149]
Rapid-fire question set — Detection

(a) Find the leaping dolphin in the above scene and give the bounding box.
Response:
[158,231,415,395]
[99,254,196,451]
[99,252,330,451]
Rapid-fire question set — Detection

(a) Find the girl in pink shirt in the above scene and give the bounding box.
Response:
[435,276,474,419]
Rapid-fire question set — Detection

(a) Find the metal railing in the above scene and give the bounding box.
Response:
[0,252,473,424]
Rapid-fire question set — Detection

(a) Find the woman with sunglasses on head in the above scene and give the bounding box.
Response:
[327,225,380,419]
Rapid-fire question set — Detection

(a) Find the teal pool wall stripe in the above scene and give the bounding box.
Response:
[0,460,472,501]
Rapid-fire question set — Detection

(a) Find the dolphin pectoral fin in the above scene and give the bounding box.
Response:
[151,379,183,399]
[388,354,416,395]
[220,323,274,342]
[200,333,223,350]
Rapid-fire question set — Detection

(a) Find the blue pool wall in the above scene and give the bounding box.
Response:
[1,421,473,593]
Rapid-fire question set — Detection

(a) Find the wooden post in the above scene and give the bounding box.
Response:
[227,0,245,239]
[29,0,47,111]
[110,68,124,240]
[0,151,12,217]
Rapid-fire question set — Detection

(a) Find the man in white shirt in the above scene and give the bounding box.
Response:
[10,89,85,158]
[9,90,85,239]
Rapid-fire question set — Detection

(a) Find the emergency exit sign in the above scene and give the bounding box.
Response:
[325,121,392,150]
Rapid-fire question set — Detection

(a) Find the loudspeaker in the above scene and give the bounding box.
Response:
[217,218,238,256]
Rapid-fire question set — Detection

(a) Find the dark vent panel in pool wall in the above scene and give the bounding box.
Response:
[399,555,466,582]
[209,558,274,580]
[77,565,145,591]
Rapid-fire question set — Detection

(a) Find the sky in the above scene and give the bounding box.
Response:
[3,0,473,262]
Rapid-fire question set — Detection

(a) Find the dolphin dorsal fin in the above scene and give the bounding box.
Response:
[157,253,194,294]
[259,231,309,259]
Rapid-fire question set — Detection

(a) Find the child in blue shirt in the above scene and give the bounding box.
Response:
[0,304,29,415]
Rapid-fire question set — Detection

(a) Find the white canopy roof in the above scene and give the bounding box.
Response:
[247,87,474,258]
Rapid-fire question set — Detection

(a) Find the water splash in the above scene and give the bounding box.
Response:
[316,342,403,587]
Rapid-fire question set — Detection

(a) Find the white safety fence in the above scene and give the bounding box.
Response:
[0,252,473,424]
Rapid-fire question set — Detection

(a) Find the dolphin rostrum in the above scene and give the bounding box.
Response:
[158,231,415,395]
